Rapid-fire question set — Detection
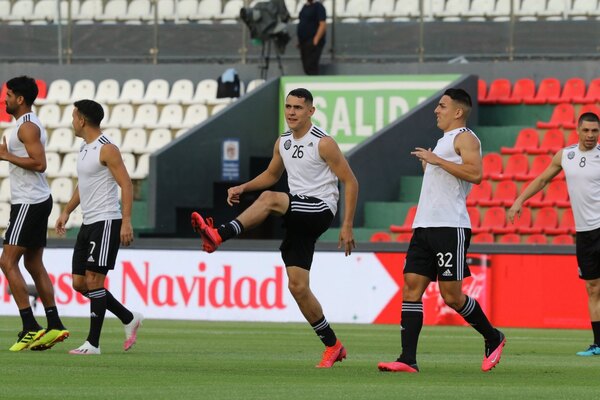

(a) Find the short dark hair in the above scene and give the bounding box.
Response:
[287,88,313,104]
[74,99,104,127]
[443,88,472,109]
[578,111,600,126]
[6,76,38,106]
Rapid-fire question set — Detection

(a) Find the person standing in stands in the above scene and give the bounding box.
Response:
[0,75,69,351]
[297,0,327,75]
[378,88,506,373]
[55,99,143,355]
[191,88,358,368]
[508,112,600,357]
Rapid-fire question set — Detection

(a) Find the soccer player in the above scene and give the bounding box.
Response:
[508,112,600,357]
[378,88,506,373]
[0,75,69,351]
[55,99,143,355]
[191,88,358,368]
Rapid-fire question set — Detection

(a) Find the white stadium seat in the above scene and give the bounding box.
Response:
[144,129,171,153]
[95,79,120,104]
[162,79,194,104]
[37,79,71,105]
[133,79,169,104]
[0,201,10,228]
[154,104,184,128]
[128,104,159,129]
[117,79,145,103]
[97,0,128,22]
[45,151,62,177]
[105,104,134,128]
[121,129,148,154]
[121,152,137,174]
[184,79,218,104]
[50,177,74,203]
[47,128,75,153]
[102,127,123,147]
[180,104,208,127]
[0,179,10,202]
[56,152,79,178]
[130,153,150,179]
[38,104,62,128]
[48,202,61,228]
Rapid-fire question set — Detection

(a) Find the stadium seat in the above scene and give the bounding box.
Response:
[490,153,528,181]
[543,0,568,20]
[49,106,76,129]
[525,234,548,244]
[76,0,103,22]
[56,152,79,178]
[246,79,266,93]
[464,0,497,20]
[0,83,7,102]
[162,79,194,104]
[520,207,559,234]
[95,79,120,104]
[128,104,159,129]
[573,77,600,103]
[516,0,547,20]
[537,103,576,129]
[0,201,10,228]
[566,129,579,145]
[37,79,71,105]
[50,177,74,203]
[366,0,394,18]
[479,78,511,104]
[529,179,570,208]
[516,154,551,181]
[154,104,184,129]
[342,0,370,18]
[549,77,586,104]
[6,0,34,22]
[121,152,136,174]
[144,129,171,153]
[154,0,176,21]
[500,206,532,234]
[121,128,148,154]
[498,233,521,244]
[47,202,61,229]
[47,128,74,153]
[37,104,62,128]
[578,103,600,118]
[0,159,8,177]
[467,206,481,228]
[499,78,535,104]
[45,152,61,177]
[528,77,561,104]
[471,232,494,243]
[219,0,244,20]
[211,103,228,115]
[0,178,10,202]
[65,208,83,229]
[500,128,539,154]
[67,79,96,104]
[134,78,169,105]
[102,127,122,147]
[437,0,471,21]
[36,79,47,99]
[97,0,128,22]
[180,104,209,128]
[184,79,218,105]
[472,206,506,234]
[130,153,150,179]
[528,129,565,154]
[0,1,10,22]
[389,205,417,233]
[480,180,518,207]
[105,104,134,128]
[370,231,391,242]
[178,0,201,20]
[391,0,420,20]
[477,79,487,103]
[552,234,575,245]
[466,179,492,206]
[395,233,413,242]
[118,79,145,103]
[569,0,600,19]
[546,208,576,235]
[482,152,503,179]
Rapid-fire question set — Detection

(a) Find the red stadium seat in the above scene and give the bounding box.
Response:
[482,153,503,179]
[478,79,487,103]
[520,207,559,234]
[528,77,561,104]
[0,83,7,102]
[546,208,576,235]
[35,79,48,99]
[578,103,600,119]
[500,128,539,154]
[472,233,494,243]
[529,180,570,208]
[516,154,552,181]
[552,234,575,245]
[481,78,511,104]
[467,206,481,228]
[525,234,548,244]
[370,232,391,242]
[467,180,492,206]
[490,154,528,181]
[521,180,544,207]
[566,129,578,145]
[500,78,535,105]
[528,129,565,154]
[498,206,532,234]
[549,77,586,104]
[473,207,506,234]
[573,78,600,104]
[390,206,417,233]
[480,180,518,207]
[0,105,10,124]
[395,233,413,242]
[498,234,521,244]
[537,103,576,129]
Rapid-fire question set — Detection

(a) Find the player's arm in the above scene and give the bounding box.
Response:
[227,138,286,206]
[320,136,359,256]
[56,185,80,236]
[101,144,134,246]
[411,132,482,184]
[507,150,563,223]
[0,122,47,172]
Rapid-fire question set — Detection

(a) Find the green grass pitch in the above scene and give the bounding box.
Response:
[0,317,598,399]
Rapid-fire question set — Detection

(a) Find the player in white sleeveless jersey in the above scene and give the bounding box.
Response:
[509,112,600,357]
[379,88,506,374]
[0,76,68,351]
[191,88,358,368]
[54,100,142,355]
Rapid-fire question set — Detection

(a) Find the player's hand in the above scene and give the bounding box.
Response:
[411,147,438,166]
[507,204,521,224]
[0,136,9,160]
[227,185,244,206]
[338,226,356,256]
[121,219,134,246]
[55,212,69,236]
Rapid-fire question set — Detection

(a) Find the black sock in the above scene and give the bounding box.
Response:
[105,290,134,325]
[458,296,497,341]
[311,316,337,347]
[44,306,66,330]
[398,301,423,365]
[217,219,244,241]
[19,307,41,331]
[86,288,107,348]
[592,321,600,345]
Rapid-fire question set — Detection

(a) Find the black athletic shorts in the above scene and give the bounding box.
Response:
[279,194,334,270]
[72,219,122,276]
[3,195,52,248]
[404,227,472,282]
[576,227,600,280]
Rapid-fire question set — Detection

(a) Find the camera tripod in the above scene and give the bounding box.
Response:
[259,37,284,80]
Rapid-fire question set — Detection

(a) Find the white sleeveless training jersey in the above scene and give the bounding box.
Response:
[7,112,51,204]
[412,127,479,229]
[77,134,122,224]
[278,125,339,215]
[561,144,600,232]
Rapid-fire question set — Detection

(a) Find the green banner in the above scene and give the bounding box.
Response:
[280,75,460,151]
